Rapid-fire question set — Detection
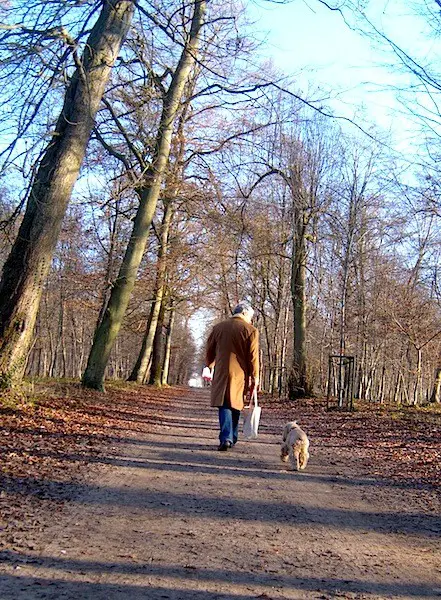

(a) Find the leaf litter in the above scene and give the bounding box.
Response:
[1,382,440,554]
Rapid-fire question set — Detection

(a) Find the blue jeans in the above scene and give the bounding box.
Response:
[218,406,240,445]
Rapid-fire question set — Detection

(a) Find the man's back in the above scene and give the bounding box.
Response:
[206,314,259,410]
[211,316,256,359]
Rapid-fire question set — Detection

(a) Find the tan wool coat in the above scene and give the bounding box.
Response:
[205,315,259,410]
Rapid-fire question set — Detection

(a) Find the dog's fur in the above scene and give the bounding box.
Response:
[280,421,310,471]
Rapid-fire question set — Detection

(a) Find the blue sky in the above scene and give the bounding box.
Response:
[250,0,437,154]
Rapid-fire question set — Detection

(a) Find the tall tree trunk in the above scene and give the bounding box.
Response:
[70,324,78,379]
[261,305,274,394]
[0,1,134,386]
[289,210,309,398]
[161,304,175,386]
[392,371,401,404]
[132,299,156,383]
[413,347,422,405]
[48,331,56,379]
[378,364,386,404]
[429,367,441,403]
[82,0,206,390]
[149,293,167,385]
[278,300,290,397]
[128,199,174,383]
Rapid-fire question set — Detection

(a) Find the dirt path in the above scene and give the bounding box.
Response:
[0,388,440,599]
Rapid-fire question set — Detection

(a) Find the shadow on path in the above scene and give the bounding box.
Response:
[1,475,439,537]
[0,552,439,599]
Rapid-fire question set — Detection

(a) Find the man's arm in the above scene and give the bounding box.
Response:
[248,329,260,396]
[205,328,216,369]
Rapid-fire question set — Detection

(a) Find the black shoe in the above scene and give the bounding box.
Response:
[218,441,232,451]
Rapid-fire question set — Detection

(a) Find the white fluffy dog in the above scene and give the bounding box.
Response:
[280,421,310,471]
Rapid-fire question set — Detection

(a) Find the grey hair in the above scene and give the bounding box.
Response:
[232,301,254,319]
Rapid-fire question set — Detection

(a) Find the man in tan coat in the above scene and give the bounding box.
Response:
[205,301,259,451]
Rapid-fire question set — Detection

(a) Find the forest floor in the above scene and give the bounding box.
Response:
[0,381,440,599]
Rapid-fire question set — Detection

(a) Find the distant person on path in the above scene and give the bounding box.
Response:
[205,301,259,451]
[202,366,212,387]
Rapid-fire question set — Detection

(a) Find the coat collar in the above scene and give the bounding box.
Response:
[232,313,251,324]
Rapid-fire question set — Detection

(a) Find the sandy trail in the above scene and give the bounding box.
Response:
[0,388,440,599]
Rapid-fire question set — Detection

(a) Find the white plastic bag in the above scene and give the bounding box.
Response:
[242,389,261,439]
